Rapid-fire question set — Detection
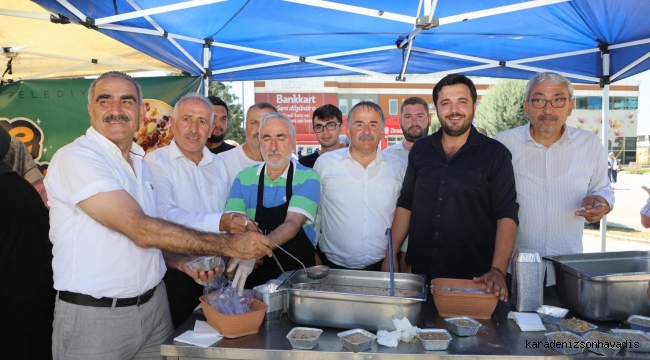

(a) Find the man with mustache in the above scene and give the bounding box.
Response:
[494,72,613,288]
[298,104,343,168]
[206,96,235,155]
[224,112,321,292]
[392,74,519,302]
[45,72,273,359]
[382,96,431,273]
[217,102,276,184]
[314,101,406,270]
[144,93,257,328]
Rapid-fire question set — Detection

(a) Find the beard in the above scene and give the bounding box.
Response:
[402,124,429,142]
[208,133,226,143]
[439,111,473,137]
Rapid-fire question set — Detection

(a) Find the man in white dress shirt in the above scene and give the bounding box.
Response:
[46,72,272,360]
[144,93,256,328]
[314,101,406,271]
[494,72,614,287]
[382,96,430,273]
[217,102,276,183]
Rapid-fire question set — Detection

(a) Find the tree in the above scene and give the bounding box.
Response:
[209,81,246,145]
[475,79,528,137]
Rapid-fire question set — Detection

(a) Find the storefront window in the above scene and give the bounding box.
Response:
[387,135,403,147]
[389,99,398,115]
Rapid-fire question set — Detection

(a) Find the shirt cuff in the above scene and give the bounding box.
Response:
[642,198,650,217]
[202,212,224,233]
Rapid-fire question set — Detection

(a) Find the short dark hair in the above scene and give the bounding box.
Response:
[432,74,477,105]
[312,104,342,124]
[208,96,229,116]
[248,102,277,112]
[400,96,428,114]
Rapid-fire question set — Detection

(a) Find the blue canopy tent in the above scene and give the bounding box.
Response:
[26,0,650,247]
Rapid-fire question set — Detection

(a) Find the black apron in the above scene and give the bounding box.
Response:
[245,162,315,287]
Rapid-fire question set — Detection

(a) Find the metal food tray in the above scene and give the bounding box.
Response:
[583,331,623,357]
[278,269,426,331]
[337,329,376,353]
[286,327,322,350]
[417,329,452,351]
[610,329,650,353]
[536,305,569,325]
[444,316,481,337]
[544,331,586,355]
[628,315,650,332]
[557,318,597,336]
[544,251,650,321]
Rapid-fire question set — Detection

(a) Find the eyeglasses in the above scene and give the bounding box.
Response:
[313,121,340,133]
[529,98,568,109]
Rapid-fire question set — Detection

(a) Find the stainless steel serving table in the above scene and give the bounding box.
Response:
[162,288,650,359]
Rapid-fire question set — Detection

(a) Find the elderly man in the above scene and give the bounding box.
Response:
[299,104,343,168]
[144,92,256,328]
[225,112,321,291]
[206,96,235,155]
[45,71,272,360]
[494,72,614,288]
[314,101,405,271]
[382,96,431,273]
[393,74,519,302]
[218,102,276,183]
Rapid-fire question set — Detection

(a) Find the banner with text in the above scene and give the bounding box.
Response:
[255,93,338,134]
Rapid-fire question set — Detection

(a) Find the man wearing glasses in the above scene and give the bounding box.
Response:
[494,72,613,288]
[299,104,343,168]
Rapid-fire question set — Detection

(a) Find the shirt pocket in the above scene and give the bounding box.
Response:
[374,181,402,210]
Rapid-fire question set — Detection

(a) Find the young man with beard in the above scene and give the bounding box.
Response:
[382,96,430,273]
[299,104,343,168]
[391,74,519,302]
[206,96,235,155]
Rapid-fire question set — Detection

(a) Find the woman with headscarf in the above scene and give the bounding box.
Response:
[2,135,48,206]
[0,125,55,359]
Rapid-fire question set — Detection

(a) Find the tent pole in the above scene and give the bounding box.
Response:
[203,39,211,95]
[600,50,610,252]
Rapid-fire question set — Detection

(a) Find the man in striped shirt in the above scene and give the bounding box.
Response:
[224,112,321,292]
[494,72,614,287]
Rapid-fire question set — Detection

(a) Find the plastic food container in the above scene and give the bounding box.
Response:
[444,316,482,337]
[610,329,650,352]
[186,256,224,285]
[557,318,597,336]
[583,331,623,357]
[417,329,452,351]
[544,331,586,355]
[337,329,376,352]
[535,305,569,325]
[286,327,323,350]
[628,315,650,332]
[431,278,497,319]
[199,295,267,338]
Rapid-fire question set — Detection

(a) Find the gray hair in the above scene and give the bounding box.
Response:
[259,112,296,141]
[347,101,385,128]
[171,92,215,124]
[88,71,143,105]
[248,102,277,113]
[525,72,574,100]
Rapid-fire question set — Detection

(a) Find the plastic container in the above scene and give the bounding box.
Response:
[431,278,497,319]
[417,329,452,351]
[186,256,224,285]
[544,331,586,355]
[286,327,323,350]
[583,331,623,357]
[535,305,569,325]
[337,329,376,352]
[557,318,597,336]
[199,295,267,338]
[444,316,482,337]
[610,329,650,352]
[628,315,650,332]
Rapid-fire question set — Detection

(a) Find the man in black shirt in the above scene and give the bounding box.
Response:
[206,96,235,154]
[299,104,343,168]
[390,74,519,302]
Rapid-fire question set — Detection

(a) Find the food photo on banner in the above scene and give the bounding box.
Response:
[0,76,202,174]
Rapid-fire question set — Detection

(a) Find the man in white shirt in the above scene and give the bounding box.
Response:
[494,72,614,287]
[382,96,430,273]
[144,92,255,328]
[46,72,273,360]
[217,102,276,183]
[314,101,406,270]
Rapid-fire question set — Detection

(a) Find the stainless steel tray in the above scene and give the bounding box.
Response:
[278,269,426,331]
[544,251,650,321]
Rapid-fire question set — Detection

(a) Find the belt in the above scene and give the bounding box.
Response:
[59,285,157,308]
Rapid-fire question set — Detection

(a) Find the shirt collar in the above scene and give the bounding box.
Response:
[86,127,144,157]
[169,139,213,166]
[430,125,483,148]
[524,122,572,146]
[343,146,385,165]
[255,162,292,179]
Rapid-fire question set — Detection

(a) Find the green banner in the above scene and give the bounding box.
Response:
[0,76,201,171]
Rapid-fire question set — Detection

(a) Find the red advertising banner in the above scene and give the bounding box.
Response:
[255,93,338,135]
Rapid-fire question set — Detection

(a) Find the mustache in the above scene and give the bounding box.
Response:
[407,125,423,132]
[103,114,131,123]
[358,134,375,141]
[538,114,558,121]
[445,112,465,119]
